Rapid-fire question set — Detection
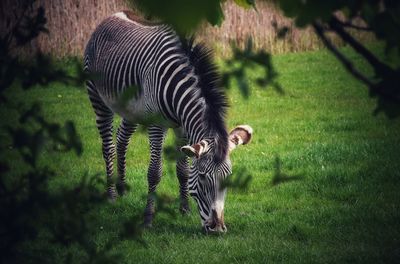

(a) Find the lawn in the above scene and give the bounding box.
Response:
[1,44,400,263]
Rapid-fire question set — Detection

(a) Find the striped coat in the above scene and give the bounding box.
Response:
[84,11,253,233]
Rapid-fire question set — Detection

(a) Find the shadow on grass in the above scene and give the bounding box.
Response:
[271,156,303,186]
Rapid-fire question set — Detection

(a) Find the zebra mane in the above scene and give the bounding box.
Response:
[181,37,229,162]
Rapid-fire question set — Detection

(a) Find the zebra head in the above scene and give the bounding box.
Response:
[181,125,253,233]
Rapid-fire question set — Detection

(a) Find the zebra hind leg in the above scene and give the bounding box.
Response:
[116,119,137,196]
[144,125,166,227]
[87,81,117,201]
[176,156,190,214]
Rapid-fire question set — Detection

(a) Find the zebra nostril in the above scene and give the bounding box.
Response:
[222,224,227,232]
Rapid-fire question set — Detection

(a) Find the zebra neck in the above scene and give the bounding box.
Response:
[178,94,207,145]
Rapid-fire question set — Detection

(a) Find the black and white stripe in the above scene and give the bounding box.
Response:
[84,11,232,230]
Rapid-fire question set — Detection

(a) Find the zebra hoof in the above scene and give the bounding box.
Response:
[143,219,153,229]
[116,183,127,196]
[143,212,154,228]
[143,222,153,229]
[179,205,191,215]
[107,194,117,203]
[107,186,118,202]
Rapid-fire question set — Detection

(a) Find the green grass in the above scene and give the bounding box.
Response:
[1,44,400,263]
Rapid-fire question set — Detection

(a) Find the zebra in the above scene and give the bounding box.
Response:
[84,11,253,233]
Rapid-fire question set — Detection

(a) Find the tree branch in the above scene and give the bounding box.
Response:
[6,2,30,48]
[334,19,372,31]
[329,15,393,76]
[313,21,374,88]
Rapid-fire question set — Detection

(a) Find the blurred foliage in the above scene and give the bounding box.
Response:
[131,0,258,34]
[132,0,400,118]
[132,0,226,34]
[2,1,226,261]
[0,6,86,100]
[221,167,252,191]
[233,0,256,9]
[0,1,149,262]
[118,84,140,107]
[276,0,400,118]
[222,38,283,98]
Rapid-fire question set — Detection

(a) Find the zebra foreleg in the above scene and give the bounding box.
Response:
[116,119,137,196]
[176,157,190,214]
[144,125,166,227]
[173,129,191,214]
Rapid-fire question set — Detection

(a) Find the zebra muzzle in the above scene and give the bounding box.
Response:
[205,209,227,233]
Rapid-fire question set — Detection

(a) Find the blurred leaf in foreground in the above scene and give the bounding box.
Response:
[222,37,282,98]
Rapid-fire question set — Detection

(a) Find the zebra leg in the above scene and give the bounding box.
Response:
[87,81,117,201]
[176,156,190,214]
[174,128,190,214]
[144,125,166,227]
[116,119,137,196]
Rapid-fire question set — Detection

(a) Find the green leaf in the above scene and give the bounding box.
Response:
[206,2,225,27]
[234,0,255,9]
[118,85,140,107]
[279,0,303,18]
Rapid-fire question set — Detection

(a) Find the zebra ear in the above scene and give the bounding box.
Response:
[228,125,253,152]
[181,145,199,158]
[181,140,209,158]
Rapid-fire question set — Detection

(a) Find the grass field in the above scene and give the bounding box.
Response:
[2,44,400,263]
